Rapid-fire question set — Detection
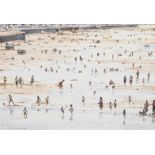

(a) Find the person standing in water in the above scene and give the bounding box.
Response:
[60,106,65,119]
[36,96,41,106]
[69,104,74,121]
[114,99,117,108]
[98,97,103,110]
[123,109,126,117]
[70,83,73,89]
[23,107,28,118]
[60,106,64,115]
[70,83,73,92]
[89,81,92,87]
[69,104,74,114]
[152,100,155,114]
[143,100,149,114]
[82,96,85,105]
[45,96,49,106]
[109,101,112,109]
[93,90,96,97]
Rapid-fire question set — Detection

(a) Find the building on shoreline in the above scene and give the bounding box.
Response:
[0,31,25,43]
[0,24,139,43]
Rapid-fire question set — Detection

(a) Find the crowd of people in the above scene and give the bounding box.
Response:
[0,75,35,88]
[3,92,155,119]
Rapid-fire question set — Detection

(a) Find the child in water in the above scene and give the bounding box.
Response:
[69,104,74,114]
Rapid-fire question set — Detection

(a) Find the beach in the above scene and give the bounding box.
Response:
[0,25,155,129]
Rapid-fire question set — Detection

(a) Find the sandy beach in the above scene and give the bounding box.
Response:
[0,25,155,129]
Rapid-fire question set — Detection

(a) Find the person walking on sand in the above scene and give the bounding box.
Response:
[15,76,18,88]
[58,80,65,90]
[30,75,35,86]
[8,94,15,106]
[136,70,140,81]
[114,99,117,108]
[23,107,28,118]
[123,75,127,86]
[147,73,150,83]
[129,75,133,86]
[3,76,7,88]
[109,101,112,109]
[128,96,132,104]
[19,77,24,88]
